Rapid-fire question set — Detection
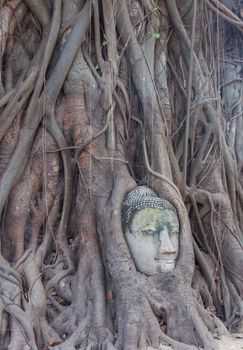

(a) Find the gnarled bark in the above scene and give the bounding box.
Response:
[0,1,242,349]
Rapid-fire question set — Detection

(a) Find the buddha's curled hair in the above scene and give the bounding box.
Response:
[122,186,177,229]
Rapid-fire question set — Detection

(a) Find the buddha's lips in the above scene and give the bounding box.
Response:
[154,256,176,261]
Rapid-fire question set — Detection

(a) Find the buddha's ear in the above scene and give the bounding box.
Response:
[127,227,136,237]
[127,228,133,236]
[123,225,130,235]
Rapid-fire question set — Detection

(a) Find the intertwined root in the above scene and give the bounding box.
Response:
[0,0,242,349]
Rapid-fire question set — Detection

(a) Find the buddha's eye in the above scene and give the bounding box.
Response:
[142,229,155,236]
[170,225,179,235]
[159,222,178,235]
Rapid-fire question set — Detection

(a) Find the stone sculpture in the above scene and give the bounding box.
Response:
[122,186,179,275]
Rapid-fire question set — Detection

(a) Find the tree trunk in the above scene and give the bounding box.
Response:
[0,0,242,349]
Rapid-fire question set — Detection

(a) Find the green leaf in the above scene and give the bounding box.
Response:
[152,32,160,39]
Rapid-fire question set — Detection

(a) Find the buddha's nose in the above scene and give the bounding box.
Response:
[158,227,176,254]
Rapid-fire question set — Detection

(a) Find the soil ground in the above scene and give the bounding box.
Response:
[148,333,243,349]
[214,334,243,350]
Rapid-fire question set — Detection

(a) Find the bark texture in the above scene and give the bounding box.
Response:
[0,0,243,349]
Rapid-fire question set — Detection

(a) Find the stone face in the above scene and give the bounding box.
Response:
[122,187,179,275]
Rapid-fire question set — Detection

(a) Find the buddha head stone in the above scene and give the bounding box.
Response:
[122,186,179,275]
